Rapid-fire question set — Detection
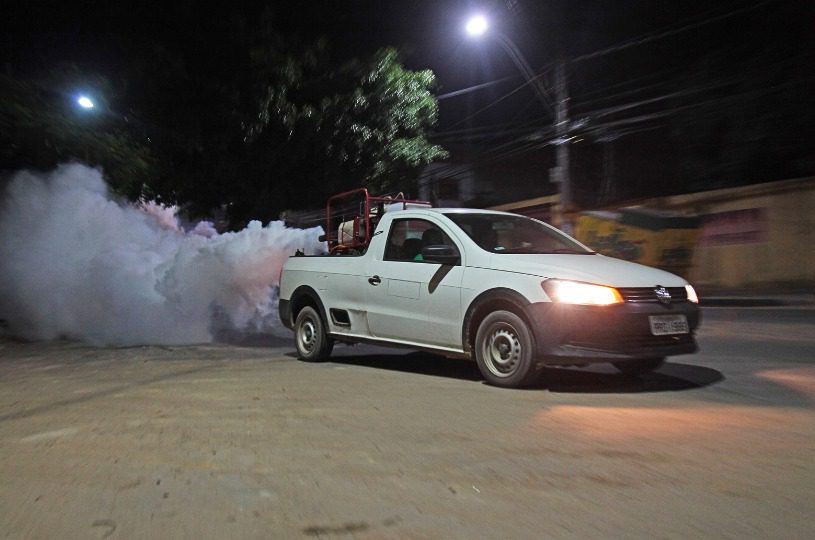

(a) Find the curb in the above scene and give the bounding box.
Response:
[701,297,814,307]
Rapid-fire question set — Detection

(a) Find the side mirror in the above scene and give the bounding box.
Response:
[421,245,460,265]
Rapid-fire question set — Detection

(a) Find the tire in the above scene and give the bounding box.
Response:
[294,306,334,361]
[613,357,665,376]
[474,310,541,388]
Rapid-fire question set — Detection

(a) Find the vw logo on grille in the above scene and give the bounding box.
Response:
[654,285,672,305]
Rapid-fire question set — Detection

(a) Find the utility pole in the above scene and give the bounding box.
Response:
[553,59,572,233]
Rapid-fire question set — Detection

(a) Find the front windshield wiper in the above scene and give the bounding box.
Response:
[545,248,596,254]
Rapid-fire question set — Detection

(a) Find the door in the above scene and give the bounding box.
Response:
[365,218,464,348]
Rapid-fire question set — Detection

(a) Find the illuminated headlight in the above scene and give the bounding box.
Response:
[685,284,699,304]
[543,279,623,305]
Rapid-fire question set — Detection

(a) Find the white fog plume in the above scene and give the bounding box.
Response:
[0,163,324,345]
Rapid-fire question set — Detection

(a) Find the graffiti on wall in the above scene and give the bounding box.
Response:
[699,208,767,246]
[583,228,644,261]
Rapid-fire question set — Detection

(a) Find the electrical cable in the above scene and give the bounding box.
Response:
[436,1,777,135]
[569,0,776,64]
[429,73,813,169]
[435,75,517,100]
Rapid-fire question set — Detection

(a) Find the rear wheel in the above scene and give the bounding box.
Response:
[294,306,333,361]
[474,310,541,388]
[613,357,665,375]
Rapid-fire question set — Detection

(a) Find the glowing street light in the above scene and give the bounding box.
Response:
[76,95,95,109]
[465,14,488,37]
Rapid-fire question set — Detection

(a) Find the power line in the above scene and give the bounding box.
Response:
[436,47,813,145]
[569,0,775,64]
[435,78,728,143]
[432,114,546,140]
[444,63,556,130]
[429,74,813,166]
[424,0,805,196]
[546,75,814,144]
[570,75,675,111]
[577,77,741,121]
[435,75,517,100]
[436,2,777,134]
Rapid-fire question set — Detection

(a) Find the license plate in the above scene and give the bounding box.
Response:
[649,314,689,335]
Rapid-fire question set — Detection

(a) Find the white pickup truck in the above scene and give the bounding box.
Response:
[279,194,700,388]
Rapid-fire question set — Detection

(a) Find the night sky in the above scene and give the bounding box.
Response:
[3,0,814,205]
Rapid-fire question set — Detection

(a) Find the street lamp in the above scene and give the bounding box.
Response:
[464,14,573,233]
[465,14,488,37]
[76,95,95,109]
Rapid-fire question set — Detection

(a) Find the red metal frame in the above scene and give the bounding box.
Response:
[324,188,431,253]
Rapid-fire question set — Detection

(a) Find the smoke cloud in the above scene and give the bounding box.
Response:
[0,163,323,345]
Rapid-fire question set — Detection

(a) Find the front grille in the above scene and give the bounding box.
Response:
[618,286,687,303]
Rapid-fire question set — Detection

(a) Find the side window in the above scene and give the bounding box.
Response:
[384,219,455,262]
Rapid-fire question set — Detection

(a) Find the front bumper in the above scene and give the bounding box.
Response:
[524,300,700,365]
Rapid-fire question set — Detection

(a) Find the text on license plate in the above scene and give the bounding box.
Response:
[649,314,689,335]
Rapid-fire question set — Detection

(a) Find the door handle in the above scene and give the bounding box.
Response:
[368,275,382,286]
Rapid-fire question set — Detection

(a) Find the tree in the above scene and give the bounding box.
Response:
[234,46,446,224]
[102,8,446,226]
[1,4,446,228]
[0,67,152,198]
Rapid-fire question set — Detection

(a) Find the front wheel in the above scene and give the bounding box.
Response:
[613,357,665,376]
[294,306,333,361]
[474,310,541,388]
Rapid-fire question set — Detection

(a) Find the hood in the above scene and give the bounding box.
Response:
[487,253,687,287]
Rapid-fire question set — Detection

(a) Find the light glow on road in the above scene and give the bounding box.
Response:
[530,405,809,441]
[757,368,815,397]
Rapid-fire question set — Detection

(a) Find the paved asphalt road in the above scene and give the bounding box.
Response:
[1,306,814,539]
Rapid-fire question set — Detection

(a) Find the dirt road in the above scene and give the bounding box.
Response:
[1,307,814,538]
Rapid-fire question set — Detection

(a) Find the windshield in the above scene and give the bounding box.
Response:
[444,213,594,255]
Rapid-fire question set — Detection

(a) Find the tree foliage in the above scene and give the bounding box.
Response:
[1,6,446,228]
[0,67,152,198]
[238,46,446,223]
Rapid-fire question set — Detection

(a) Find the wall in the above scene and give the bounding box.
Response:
[640,177,815,290]
[492,177,815,291]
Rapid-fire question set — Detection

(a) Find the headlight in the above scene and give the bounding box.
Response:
[685,284,699,304]
[543,279,623,305]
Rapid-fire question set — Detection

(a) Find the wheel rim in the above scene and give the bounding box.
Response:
[297,317,317,353]
[482,323,522,378]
